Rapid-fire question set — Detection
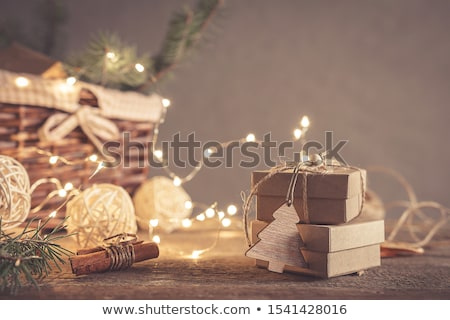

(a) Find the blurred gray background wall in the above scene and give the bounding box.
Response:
[1,0,449,213]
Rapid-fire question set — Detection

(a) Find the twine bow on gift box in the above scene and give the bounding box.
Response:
[285,153,325,207]
[38,104,120,157]
[242,154,366,247]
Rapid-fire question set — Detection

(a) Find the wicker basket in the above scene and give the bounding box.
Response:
[0,71,163,228]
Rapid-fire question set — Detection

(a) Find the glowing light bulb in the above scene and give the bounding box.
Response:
[49,156,58,164]
[49,211,57,218]
[162,98,171,108]
[135,63,145,72]
[15,76,30,88]
[89,161,105,179]
[106,51,116,60]
[184,200,193,210]
[58,189,67,197]
[173,176,182,186]
[294,128,302,140]
[301,116,310,128]
[246,133,256,142]
[57,83,71,93]
[196,213,206,221]
[89,154,98,162]
[64,182,74,191]
[227,205,237,216]
[191,250,202,259]
[218,211,225,220]
[153,150,163,159]
[66,77,77,85]
[205,207,215,218]
[221,218,231,227]
[152,235,161,244]
[204,147,216,158]
[149,219,159,227]
[182,219,192,228]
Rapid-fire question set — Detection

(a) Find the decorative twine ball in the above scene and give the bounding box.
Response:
[0,155,30,230]
[66,183,137,248]
[133,176,192,233]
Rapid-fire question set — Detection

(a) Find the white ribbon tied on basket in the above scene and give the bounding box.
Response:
[0,70,165,156]
[38,105,120,155]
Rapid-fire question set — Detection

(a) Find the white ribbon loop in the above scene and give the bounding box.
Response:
[39,105,120,155]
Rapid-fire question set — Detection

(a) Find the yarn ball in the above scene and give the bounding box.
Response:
[66,183,137,248]
[133,176,192,233]
[0,155,30,230]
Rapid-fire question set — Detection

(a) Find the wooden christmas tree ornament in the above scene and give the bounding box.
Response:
[246,205,307,273]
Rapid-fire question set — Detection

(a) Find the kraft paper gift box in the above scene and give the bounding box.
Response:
[252,167,366,225]
[296,217,385,252]
[249,218,383,278]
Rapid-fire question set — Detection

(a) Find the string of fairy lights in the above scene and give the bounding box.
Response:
[9,49,313,258]
[14,61,450,258]
[135,112,311,258]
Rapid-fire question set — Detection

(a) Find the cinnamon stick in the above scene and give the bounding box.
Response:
[75,241,144,255]
[70,242,159,276]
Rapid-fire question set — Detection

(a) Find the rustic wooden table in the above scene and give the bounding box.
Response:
[1,222,449,300]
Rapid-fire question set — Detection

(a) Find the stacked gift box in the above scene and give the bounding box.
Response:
[246,166,385,278]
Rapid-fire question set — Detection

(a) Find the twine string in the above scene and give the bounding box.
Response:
[302,172,309,223]
[286,162,302,206]
[366,166,450,248]
[103,233,137,271]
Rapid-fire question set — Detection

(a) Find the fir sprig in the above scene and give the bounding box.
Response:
[65,32,151,90]
[145,0,223,91]
[64,0,223,93]
[0,217,73,295]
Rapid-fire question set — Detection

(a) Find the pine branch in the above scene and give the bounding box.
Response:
[139,0,223,93]
[63,0,223,93]
[65,31,151,90]
[153,8,194,75]
[0,217,73,295]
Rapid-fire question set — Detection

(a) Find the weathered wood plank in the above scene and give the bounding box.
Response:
[1,229,449,300]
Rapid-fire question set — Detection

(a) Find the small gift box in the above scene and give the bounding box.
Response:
[296,217,385,252]
[252,166,366,225]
